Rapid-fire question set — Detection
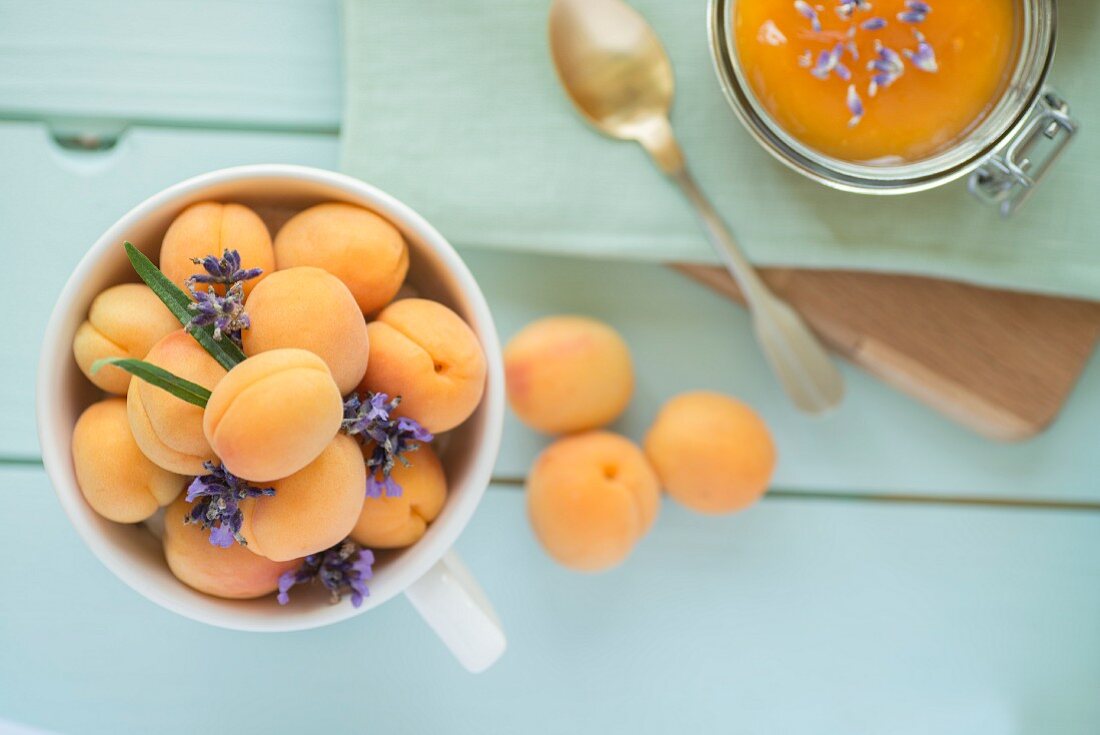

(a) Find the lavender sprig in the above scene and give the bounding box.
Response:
[188,249,263,288]
[187,281,250,344]
[184,462,275,548]
[342,393,434,498]
[277,540,374,608]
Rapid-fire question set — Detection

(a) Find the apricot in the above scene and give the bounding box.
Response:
[72,398,185,523]
[241,267,370,395]
[127,330,227,475]
[274,202,408,314]
[504,316,633,434]
[527,431,660,573]
[163,495,300,599]
[160,202,274,296]
[644,391,776,515]
[237,434,366,561]
[350,444,446,549]
[72,284,180,395]
[203,348,343,483]
[357,299,486,433]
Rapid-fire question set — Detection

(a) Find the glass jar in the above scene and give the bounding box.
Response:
[708,0,1076,216]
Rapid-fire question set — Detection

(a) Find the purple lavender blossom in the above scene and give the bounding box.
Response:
[897,1,931,25]
[846,84,864,126]
[277,540,374,607]
[187,249,263,288]
[903,31,938,72]
[184,462,275,548]
[794,0,822,32]
[861,17,887,30]
[834,62,852,82]
[342,393,434,498]
[811,44,844,79]
[186,280,250,343]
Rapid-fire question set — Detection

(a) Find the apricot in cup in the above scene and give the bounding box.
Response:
[159,202,274,296]
[644,391,776,514]
[163,495,300,599]
[203,348,343,483]
[72,284,180,395]
[237,434,367,562]
[241,266,370,396]
[72,398,184,523]
[527,431,660,572]
[127,330,227,476]
[504,315,633,434]
[274,202,408,315]
[357,298,487,433]
[351,444,447,549]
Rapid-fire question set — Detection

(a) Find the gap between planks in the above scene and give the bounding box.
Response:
[7,457,1096,513]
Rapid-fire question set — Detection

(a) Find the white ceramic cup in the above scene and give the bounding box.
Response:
[36,164,507,673]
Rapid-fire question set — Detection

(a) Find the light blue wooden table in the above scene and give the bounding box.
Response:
[1,2,1098,733]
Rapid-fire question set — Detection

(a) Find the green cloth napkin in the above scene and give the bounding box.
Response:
[341,0,1100,299]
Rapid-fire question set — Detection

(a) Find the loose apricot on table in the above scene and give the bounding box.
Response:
[159,201,274,296]
[72,284,180,394]
[274,202,408,315]
[203,348,343,483]
[72,398,184,523]
[357,298,487,433]
[350,444,446,549]
[241,266,370,395]
[644,391,776,515]
[527,431,660,573]
[127,330,227,476]
[163,495,300,599]
[504,315,633,435]
[237,434,367,562]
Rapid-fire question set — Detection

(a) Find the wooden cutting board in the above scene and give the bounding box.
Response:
[674,265,1100,441]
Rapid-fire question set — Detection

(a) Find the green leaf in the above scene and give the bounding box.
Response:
[123,241,246,370]
[92,357,211,407]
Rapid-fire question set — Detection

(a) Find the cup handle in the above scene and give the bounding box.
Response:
[404,550,506,673]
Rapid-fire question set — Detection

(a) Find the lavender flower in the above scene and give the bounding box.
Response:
[794,0,822,32]
[897,0,930,23]
[184,462,275,548]
[187,249,263,288]
[187,280,250,343]
[342,393,433,498]
[903,30,938,72]
[861,17,887,30]
[811,44,844,79]
[846,84,864,126]
[277,540,374,607]
[867,40,904,96]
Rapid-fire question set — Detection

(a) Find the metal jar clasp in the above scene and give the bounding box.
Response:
[968,88,1078,218]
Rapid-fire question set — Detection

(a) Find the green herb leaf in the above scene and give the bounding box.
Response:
[123,241,246,370]
[91,357,211,407]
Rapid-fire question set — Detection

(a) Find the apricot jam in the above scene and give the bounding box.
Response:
[734,0,1017,162]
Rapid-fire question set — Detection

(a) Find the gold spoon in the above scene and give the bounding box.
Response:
[549,0,844,415]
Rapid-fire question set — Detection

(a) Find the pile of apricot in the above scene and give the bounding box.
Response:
[506,316,777,572]
[71,201,486,600]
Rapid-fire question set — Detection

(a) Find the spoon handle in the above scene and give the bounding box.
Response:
[638,124,844,414]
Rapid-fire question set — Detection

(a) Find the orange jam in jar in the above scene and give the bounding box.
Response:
[734,0,1017,163]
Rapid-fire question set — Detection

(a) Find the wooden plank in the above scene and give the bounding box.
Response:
[0,0,341,131]
[675,264,1100,441]
[5,120,1100,502]
[2,466,1098,733]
